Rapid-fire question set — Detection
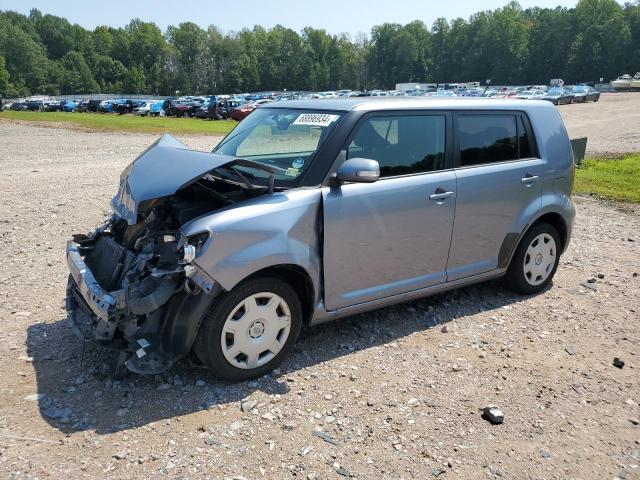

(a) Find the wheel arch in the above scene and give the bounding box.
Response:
[531,212,568,251]
[243,264,316,326]
[501,211,569,270]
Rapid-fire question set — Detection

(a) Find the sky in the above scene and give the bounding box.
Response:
[0,0,610,36]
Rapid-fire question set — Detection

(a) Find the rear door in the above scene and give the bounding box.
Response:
[322,112,456,310]
[447,111,543,281]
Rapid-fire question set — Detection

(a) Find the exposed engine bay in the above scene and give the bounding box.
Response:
[66,170,263,374]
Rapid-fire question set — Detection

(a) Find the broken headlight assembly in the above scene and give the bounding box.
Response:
[179,231,211,264]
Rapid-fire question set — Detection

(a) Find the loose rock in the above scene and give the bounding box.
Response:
[482,405,505,424]
[241,400,257,412]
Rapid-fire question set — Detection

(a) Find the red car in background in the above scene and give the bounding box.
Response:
[230,99,273,121]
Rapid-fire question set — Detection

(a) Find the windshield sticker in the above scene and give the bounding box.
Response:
[292,113,339,127]
[292,158,305,169]
[285,167,300,177]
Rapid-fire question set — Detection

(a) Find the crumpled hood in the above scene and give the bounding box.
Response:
[111,134,235,224]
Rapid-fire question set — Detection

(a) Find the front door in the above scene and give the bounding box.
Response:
[322,113,456,310]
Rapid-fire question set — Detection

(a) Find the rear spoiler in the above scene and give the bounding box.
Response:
[570,137,588,165]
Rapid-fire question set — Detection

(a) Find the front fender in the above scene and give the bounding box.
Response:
[181,188,323,302]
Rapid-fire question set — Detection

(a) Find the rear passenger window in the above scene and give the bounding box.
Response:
[347,115,445,177]
[458,115,517,166]
[457,114,535,166]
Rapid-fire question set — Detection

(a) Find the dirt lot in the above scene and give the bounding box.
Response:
[0,117,639,480]
[559,93,640,157]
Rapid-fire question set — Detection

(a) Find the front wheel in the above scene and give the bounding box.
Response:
[193,276,302,381]
[504,222,561,294]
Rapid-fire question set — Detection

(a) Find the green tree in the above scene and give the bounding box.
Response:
[33,13,74,59]
[623,2,640,74]
[59,51,98,94]
[124,65,146,93]
[568,0,630,82]
[1,4,639,96]
[167,22,207,93]
[0,54,9,95]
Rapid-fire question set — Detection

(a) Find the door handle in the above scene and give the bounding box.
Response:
[521,175,539,186]
[429,191,455,201]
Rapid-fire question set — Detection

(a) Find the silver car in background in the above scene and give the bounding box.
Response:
[66,98,575,380]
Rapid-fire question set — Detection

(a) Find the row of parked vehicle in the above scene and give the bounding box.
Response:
[2,84,601,121]
[1,95,272,121]
[296,85,601,104]
[482,85,600,104]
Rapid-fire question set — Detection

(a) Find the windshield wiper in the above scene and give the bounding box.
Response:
[214,159,287,194]
[213,165,255,190]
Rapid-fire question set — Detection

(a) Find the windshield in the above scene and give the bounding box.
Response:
[213,108,342,184]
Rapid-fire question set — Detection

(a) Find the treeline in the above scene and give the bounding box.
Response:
[0,0,639,97]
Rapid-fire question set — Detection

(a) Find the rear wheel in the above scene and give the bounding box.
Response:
[194,276,302,381]
[504,222,561,294]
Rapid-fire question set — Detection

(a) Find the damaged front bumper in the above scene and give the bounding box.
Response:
[66,240,123,334]
[66,239,128,344]
[65,234,221,374]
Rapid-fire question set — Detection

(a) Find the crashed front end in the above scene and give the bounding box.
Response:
[66,209,220,374]
[65,134,250,374]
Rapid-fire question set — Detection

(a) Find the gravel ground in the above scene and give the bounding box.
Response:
[554,92,640,157]
[0,123,639,480]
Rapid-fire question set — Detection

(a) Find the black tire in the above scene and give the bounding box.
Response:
[504,222,561,295]
[193,275,302,381]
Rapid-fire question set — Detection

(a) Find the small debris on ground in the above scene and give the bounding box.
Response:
[312,430,341,446]
[482,405,505,424]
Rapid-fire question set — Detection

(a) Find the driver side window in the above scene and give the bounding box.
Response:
[347,115,446,177]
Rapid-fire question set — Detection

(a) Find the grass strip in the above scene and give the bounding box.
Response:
[0,111,236,135]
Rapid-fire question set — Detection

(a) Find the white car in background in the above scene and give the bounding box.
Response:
[514,90,546,100]
[132,102,152,116]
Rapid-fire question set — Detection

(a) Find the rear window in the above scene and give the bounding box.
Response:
[457,114,534,166]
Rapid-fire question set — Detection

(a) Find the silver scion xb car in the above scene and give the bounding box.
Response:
[66,98,576,380]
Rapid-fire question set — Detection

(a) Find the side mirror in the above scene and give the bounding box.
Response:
[335,158,380,184]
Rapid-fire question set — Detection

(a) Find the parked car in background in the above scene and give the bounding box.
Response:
[541,87,574,105]
[567,85,600,103]
[514,90,546,100]
[98,100,116,113]
[230,99,273,121]
[195,96,232,120]
[114,99,143,115]
[194,100,211,119]
[62,100,78,112]
[202,98,243,120]
[149,101,166,117]
[44,101,63,112]
[66,97,575,380]
[2,101,14,111]
[26,100,44,111]
[132,102,153,116]
[10,102,28,111]
[77,99,102,113]
[458,89,483,97]
[427,90,457,97]
[168,100,202,117]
